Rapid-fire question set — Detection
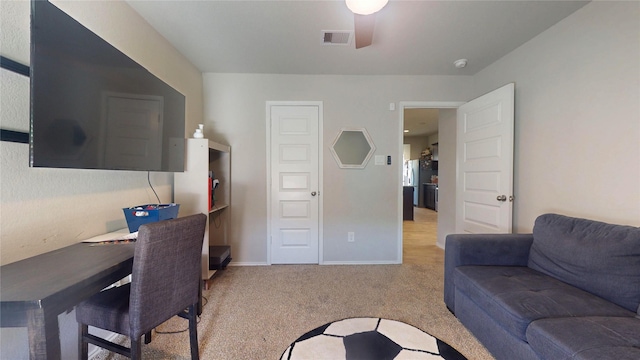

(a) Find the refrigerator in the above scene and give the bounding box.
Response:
[404,159,437,208]
[404,160,420,206]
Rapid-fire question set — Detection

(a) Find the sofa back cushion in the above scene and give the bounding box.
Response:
[528,213,640,312]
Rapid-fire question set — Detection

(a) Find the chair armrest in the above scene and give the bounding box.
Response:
[443,233,534,313]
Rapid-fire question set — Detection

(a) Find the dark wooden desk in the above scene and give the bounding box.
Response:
[1,243,135,360]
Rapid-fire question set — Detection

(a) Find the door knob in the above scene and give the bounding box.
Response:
[311,191,317,196]
[496,195,507,202]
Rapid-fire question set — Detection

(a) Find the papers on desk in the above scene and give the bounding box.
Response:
[82,228,138,245]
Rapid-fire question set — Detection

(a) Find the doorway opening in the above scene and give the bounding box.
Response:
[402,107,440,264]
[398,102,463,264]
[399,86,515,263]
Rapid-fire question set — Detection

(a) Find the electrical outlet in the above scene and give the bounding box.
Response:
[347,232,355,242]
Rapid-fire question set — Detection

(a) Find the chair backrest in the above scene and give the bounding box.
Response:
[129,213,206,338]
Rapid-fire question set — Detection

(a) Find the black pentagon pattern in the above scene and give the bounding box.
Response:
[281,318,470,360]
[343,331,402,360]
[438,339,468,360]
[295,322,332,343]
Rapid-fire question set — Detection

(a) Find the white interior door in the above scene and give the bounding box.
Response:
[456,83,515,233]
[269,104,320,264]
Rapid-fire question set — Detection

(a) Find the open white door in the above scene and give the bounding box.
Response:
[456,83,515,233]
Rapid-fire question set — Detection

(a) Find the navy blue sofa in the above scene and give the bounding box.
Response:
[444,213,640,360]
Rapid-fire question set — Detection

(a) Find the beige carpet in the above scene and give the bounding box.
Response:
[94,208,494,360]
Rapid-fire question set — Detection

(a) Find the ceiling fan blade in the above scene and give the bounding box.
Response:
[354,13,376,49]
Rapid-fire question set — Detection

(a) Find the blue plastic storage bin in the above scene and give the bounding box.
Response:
[123,204,180,232]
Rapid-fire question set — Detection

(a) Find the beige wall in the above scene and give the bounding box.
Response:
[203,73,473,264]
[203,1,640,265]
[1,1,203,266]
[472,1,640,230]
[0,1,202,358]
[0,1,202,264]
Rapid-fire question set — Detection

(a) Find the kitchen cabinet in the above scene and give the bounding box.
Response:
[424,183,437,211]
[403,186,414,220]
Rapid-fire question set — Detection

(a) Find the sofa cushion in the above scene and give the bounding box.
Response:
[454,266,635,341]
[526,316,640,360]
[528,213,640,312]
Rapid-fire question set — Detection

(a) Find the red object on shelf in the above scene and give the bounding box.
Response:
[208,177,213,210]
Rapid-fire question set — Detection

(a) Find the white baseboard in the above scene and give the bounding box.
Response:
[321,260,401,265]
[228,262,269,266]
[229,261,401,266]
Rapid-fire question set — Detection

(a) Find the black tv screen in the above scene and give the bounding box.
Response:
[30,0,185,172]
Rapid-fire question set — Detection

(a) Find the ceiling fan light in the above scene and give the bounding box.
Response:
[346,0,389,15]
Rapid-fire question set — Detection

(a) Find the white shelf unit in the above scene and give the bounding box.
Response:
[174,138,230,281]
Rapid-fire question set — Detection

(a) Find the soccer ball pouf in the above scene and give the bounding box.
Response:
[280,317,466,360]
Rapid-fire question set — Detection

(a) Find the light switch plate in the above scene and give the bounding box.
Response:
[375,155,385,165]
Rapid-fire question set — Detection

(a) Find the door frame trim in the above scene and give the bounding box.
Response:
[266,101,324,265]
[398,101,465,263]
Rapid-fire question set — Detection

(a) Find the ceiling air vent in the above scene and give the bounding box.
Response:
[322,31,352,45]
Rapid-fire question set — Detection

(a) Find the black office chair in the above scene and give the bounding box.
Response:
[76,214,207,360]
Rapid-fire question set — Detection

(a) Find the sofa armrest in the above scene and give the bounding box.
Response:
[444,233,534,313]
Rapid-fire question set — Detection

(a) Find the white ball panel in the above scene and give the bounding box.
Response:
[290,334,346,359]
[395,349,444,359]
[324,317,379,336]
[377,319,439,353]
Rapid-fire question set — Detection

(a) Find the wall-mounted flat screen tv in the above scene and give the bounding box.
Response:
[30,0,185,172]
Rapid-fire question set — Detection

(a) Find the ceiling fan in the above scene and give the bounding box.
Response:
[346,0,389,49]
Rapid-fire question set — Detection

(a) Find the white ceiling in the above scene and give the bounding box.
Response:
[126,0,590,76]
[125,0,589,136]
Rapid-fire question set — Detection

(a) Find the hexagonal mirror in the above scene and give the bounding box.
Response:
[330,128,376,169]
